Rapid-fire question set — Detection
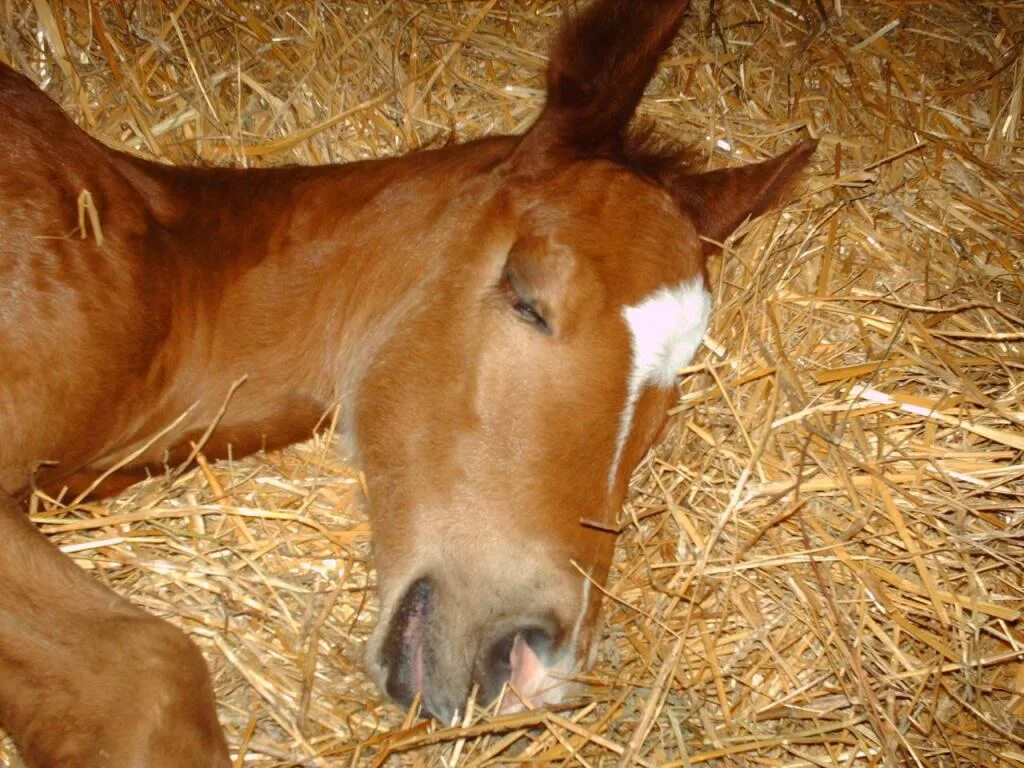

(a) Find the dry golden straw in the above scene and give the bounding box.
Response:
[2,1,1022,766]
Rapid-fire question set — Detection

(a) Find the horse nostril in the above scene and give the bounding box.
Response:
[477,626,555,706]
[380,577,434,708]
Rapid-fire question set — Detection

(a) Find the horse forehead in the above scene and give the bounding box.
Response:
[517,158,674,223]
[554,166,697,278]
[583,166,675,225]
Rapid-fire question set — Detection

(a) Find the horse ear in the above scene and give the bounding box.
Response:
[663,139,818,254]
[514,0,691,164]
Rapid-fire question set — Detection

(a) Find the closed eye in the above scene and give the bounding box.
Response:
[499,268,552,335]
[512,298,550,333]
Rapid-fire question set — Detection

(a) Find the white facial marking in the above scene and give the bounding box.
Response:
[608,277,712,490]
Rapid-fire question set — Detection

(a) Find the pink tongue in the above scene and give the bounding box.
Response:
[404,611,426,696]
[506,632,548,706]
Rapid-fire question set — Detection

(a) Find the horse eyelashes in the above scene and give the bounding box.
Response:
[499,268,552,334]
[513,298,550,334]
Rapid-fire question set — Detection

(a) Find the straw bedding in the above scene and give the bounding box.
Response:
[1,1,1022,765]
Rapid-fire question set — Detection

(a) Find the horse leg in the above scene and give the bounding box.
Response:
[0,493,230,767]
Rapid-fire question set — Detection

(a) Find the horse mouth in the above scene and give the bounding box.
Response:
[375,574,581,721]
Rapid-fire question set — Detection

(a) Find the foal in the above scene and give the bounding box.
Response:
[0,0,814,764]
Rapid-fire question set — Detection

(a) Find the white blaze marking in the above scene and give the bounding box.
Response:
[608,277,712,489]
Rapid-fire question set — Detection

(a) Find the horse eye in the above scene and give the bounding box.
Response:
[500,268,552,334]
[513,298,550,333]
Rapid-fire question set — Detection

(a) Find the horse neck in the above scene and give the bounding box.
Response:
[110,136,516,442]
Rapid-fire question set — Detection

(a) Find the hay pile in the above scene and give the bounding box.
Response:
[2,1,1022,765]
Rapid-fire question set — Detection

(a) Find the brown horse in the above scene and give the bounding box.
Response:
[0,0,814,764]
